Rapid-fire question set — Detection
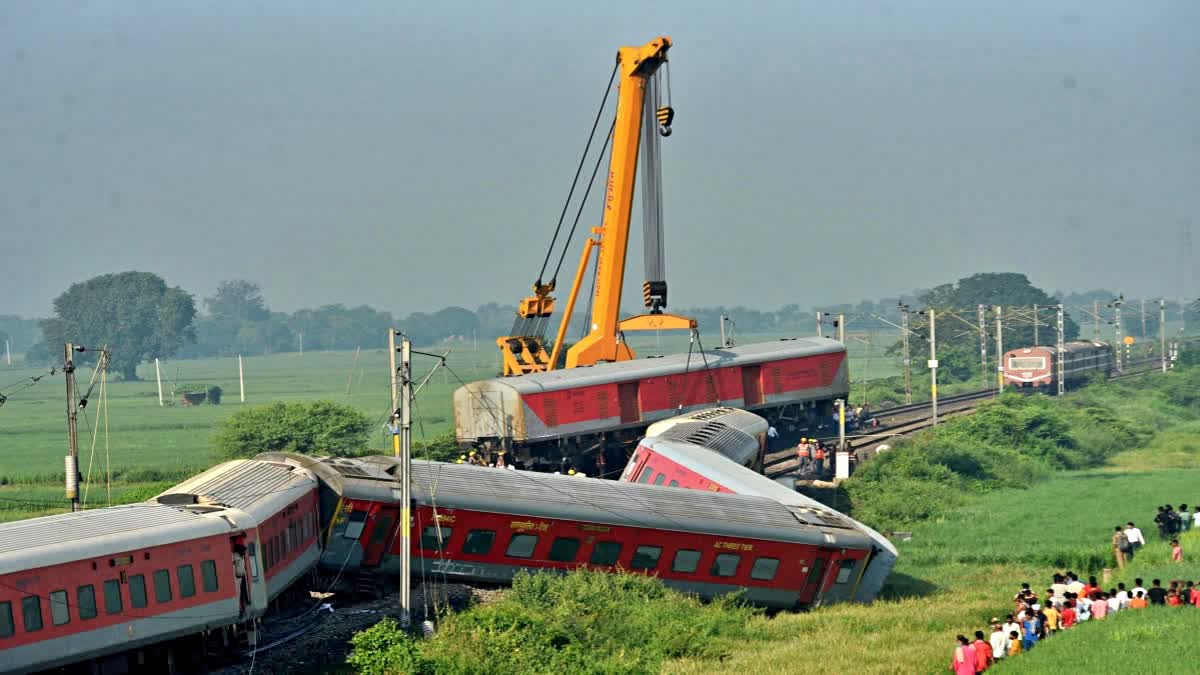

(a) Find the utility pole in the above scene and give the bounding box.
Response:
[928,309,938,425]
[1056,305,1066,395]
[4,339,10,366]
[978,305,988,390]
[1094,300,1101,340]
[900,304,912,405]
[299,332,304,356]
[155,358,164,406]
[719,314,727,348]
[1033,304,1039,345]
[63,343,80,512]
[398,333,413,630]
[1160,299,1168,373]
[815,311,823,338]
[836,313,846,343]
[1140,299,1147,338]
[994,306,1004,393]
[238,355,246,403]
[388,331,400,456]
[1113,296,1123,372]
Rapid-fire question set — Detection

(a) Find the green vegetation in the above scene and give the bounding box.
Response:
[214,400,372,459]
[31,271,197,380]
[347,570,758,675]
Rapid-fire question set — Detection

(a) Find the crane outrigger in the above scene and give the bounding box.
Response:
[497,36,696,376]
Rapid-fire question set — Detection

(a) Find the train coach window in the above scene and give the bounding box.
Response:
[671,549,701,573]
[248,543,260,581]
[505,534,539,559]
[750,557,780,581]
[153,569,173,603]
[103,580,122,615]
[548,537,581,562]
[806,558,826,585]
[834,559,856,584]
[129,574,148,609]
[668,480,679,488]
[589,541,623,566]
[50,590,70,626]
[631,546,663,570]
[76,585,97,620]
[638,467,653,484]
[0,601,12,638]
[343,510,368,539]
[653,473,667,486]
[21,596,42,633]
[462,530,497,555]
[178,565,196,598]
[421,526,453,552]
[370,516,395,546]
[711,553,741,578]
[202,560,220,592]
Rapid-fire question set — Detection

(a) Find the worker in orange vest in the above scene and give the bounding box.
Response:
[796,439,812,472]
[813,442,826,474]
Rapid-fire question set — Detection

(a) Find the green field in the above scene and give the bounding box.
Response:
[0,331,901,488]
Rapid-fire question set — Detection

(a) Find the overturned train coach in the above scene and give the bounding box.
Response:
[453,338,849,470]
[261,453,882,609]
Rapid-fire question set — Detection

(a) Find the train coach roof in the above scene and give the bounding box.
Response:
[156,458,317,522]
[373,457,871,549]
[639,437,897,556]
[0,504,232,576]
[466,337,844,394]
[1006,340,1109,355]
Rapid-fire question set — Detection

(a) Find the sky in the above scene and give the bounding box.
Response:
[2,1,1198,319]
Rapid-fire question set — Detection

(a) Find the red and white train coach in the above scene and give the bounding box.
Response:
[1002,341,1113,390]
[620,435,898,603]
[0,456,321,674]
[274,453,876,609]
[454,338,848,470]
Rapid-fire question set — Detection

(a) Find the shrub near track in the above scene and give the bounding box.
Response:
[347,570,758,675]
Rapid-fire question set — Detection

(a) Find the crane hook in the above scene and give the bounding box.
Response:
[656,106,674,137]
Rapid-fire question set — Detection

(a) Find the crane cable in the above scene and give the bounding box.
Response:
[535,61,619,287]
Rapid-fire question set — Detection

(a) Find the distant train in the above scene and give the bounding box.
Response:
[453,338,849,472]
[1002,341,1114,390]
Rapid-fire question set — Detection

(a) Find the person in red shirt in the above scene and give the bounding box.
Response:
[972,631,993,672]
[1060,600,1077,628]
[1168,591,1182,606]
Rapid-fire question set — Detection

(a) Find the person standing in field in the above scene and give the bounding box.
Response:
[1091,593,1108,620]
[1007,631,1022,657]
[1170,539,1183,562]
[1112,526,1130,569]
[1148,579,1167,605]
[1179,504,1191,531]
[1115,583,1130,609]
[1076,594,1092,622]
[971,631,992,672]
[1002,615,1022,643]
[1065,572,1084,596]
[1130,591,1147,609]
[1168,590,1182,606]
[1125,522,1145,559]
[1155,506,1171,540]
[950,635,975,675]
[1021,611,1040,651]
[1060,599,1077,628]
[1193,505,1200,530]
[1131,578,1146,600]
[988,621,1009,662]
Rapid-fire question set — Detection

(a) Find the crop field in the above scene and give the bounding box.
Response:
[0,331,901,492]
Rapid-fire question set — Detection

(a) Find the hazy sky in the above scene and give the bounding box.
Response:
[3,2,1197,319]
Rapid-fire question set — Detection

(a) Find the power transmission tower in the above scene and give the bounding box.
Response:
[1056,305,1066,395]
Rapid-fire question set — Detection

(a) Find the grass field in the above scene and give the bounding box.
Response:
[0,331,901,486]
[665,408,1200,674]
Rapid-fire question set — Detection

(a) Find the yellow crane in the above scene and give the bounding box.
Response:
[497,36,696,376]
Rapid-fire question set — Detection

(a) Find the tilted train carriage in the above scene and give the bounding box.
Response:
[454,338,848,472]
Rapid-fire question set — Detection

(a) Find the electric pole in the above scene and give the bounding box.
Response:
[1112,296,1123,372]
[64,343,80,512]
[399,333,412,630]
[1140,299,1147,338]
[978,305,988,390]
[836,313,846,343]
[994,306,1004,393]
[815,311,823,338]
[900,304,912,405]
[1160,299,1168,373]
[719,314,727,348]
[1033,304,1039,345]
[928,309,938,425]
[1056,305,1066,395]
[1094,300,1101,340]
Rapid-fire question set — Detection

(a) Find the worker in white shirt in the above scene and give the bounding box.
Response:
[1125,522,1146,560]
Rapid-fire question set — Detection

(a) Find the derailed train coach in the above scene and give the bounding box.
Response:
[263,453,880,609]
[453,338,849,471]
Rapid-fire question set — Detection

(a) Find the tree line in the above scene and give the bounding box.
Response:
[14,270,1199,381]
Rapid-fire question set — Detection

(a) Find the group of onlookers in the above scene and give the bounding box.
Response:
[1111,504,1194,568]
[952,572,1200,673]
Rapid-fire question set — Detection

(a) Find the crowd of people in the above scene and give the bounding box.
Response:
[950,503,1197,673]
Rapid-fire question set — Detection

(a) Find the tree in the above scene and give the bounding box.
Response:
[213,400,371,459]
[39,272,196,380]
[205,280,269,322]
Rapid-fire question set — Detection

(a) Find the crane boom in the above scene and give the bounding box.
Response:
[497,36,695,377]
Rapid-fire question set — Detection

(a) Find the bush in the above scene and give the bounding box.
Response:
[346,570,759,675]
[213,400,371,459]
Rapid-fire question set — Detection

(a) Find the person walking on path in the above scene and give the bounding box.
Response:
[1007,632,1022,657]
[1021,612,1040,652]
[950,635,976,675]
[1125,523,1146,559]
[972,631,993,672]
[1112,526,1130,569]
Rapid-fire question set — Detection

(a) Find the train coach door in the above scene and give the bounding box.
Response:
[798,549,836,606]
[741,365,762,407]
[361,507,399,568]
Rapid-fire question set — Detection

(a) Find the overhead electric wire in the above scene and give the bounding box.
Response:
[551,117,616,286]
